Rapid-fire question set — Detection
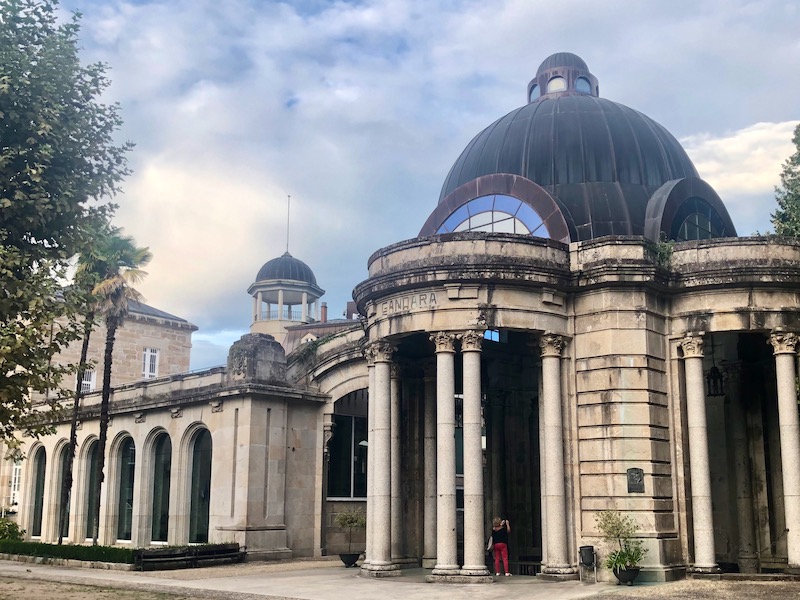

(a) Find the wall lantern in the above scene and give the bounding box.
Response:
[705,337,725,397]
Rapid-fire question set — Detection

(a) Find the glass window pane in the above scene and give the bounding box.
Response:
[470,211,493,228]
[467,195,493,215]
[189,430,212,543]
[117,439,135,541]
[493,218,516,233]
[328,415,353,497]
[576,77,592,94]
[353,416,367,498]
[547,76,567,92]
[31,448,46,537]
[85,443,99,539]
[529,84,540,102]
[514,218,532,234]
[453,219,471,232]
[493,194,522,215]
[440,205,470,233]
[58,449,70,538]
[151,434,171,542]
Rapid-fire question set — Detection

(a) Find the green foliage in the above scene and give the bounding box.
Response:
[771,124,800,236]
[0,539,134,563]
[0,0,131,442]
[334,507,366,553]
[0,517,24,541]
[595,510,647,569]
[655,237,674,268]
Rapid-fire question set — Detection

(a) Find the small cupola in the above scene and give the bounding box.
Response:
[527,52,599,103]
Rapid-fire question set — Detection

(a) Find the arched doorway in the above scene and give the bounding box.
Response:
[189,429,212,543]
[151,432,172,543]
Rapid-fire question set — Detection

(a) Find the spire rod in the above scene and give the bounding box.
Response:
[286,194,291,253]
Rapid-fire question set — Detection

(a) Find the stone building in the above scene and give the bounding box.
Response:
[4,52,800,584]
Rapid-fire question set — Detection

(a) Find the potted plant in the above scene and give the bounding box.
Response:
[595,510,648,585]
[333,507,366,567]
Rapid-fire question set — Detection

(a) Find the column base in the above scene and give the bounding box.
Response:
[461,565,490,576]
[426,572,494,584]
[360,562,401,578]
[539,564,579,581]
[737,554,759,574]
[421,557,436,569]
[392,557,419,569]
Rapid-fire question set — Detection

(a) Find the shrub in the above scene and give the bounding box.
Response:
[333,507,366,553]
[595,510,647,570]
[0,518,24,541]
[0,540,135,564]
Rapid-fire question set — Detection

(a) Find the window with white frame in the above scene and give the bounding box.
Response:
[142,348,160,379]
[79,369,96,393]
[9,459,21,509]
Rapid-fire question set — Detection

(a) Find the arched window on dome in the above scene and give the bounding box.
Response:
[547,76,567,93]
[670,197,729,241]
[575,77,591,94]
[529,84,540,102]
[436,195,552,238]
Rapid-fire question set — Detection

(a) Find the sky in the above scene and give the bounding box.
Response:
[58,0,800,370]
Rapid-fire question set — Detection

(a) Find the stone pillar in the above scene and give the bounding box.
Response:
[768,331,800,572]
[539,333,575,576]
[314,300,319,320]
[253,294,259,322]
[362,341,400,577]
[363,346,376,567]
[726,366,758,572]
[460,330,490,578]
[390,364,402,561]
[430,332,459,576]
[679,335,719,572]
[277,289,284,320]
[301,292,308,322]
[422,364,437,568]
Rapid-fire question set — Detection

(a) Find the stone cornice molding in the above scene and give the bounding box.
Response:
[768,331,799,355]
[430,331,456,353]
[539,333,566,358]
[679,335,704,358]
[459,330,484,352]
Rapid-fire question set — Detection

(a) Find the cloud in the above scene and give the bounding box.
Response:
[57,0,800,368]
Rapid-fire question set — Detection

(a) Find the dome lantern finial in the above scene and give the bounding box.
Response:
[527,52,599,104]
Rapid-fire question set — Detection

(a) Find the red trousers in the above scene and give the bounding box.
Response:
[493,542,509,574]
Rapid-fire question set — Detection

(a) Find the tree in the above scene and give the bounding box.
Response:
[57,218,114,544]
[0,0,131,442]
[90,231,151,544]
[771,123,800,236]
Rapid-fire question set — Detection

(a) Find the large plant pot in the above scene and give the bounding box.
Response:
[339,553,361,567]
[613,567,641,585]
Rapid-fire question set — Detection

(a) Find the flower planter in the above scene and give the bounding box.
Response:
[613,566,640,585]
[339,552,361,567]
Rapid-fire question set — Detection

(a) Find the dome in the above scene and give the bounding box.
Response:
[420,53,736,242]
[256,252,317,285]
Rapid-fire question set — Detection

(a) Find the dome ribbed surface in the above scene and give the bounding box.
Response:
[438,94,699,240]
[537,52,588,75]
[256,252,317,285]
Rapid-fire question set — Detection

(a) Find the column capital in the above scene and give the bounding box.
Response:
[458,330,484,352]
[363,344,377,366]
[539,333,566,358]
[369,340,397,363]
[430,331,456,353]
[679,335,705,358]
[768,331,800,355]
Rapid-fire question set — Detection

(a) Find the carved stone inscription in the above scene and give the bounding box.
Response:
[627,467,645,493]
[381,292,437,316]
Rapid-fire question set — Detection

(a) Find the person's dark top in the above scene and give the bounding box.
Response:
[492,525,509,545]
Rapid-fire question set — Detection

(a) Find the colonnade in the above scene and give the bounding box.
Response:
[679,331,800,573]
[360,330,575,581]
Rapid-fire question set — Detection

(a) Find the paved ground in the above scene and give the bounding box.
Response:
[0,558,798,600]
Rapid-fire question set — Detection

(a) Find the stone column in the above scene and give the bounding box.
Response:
[422,364,437,568]
[363,346,376,567]
[363,341,400,577]
[252,294,259,323]
[430,332,459,576]
[539,333,574,575]
[314,300,319,320]
[460,331,490,577]
[679,335,718,572]
[277,289,284,320]
[726,366,758,572]
[768,331,800,571]
[390,364,402,562]
[301,291,308,322]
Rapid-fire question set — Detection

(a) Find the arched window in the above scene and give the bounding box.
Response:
[576,77,591,94]
[529,84,540,102]
[117,438,135,541]
[57,447,70,538]
[30,447,46,537]
[547,76,567,93]
[189,430,212,543]
[435,194,552,238]
[327,389,368,499]
[151,433,172,543]
[85,442,99,540]
[670,197,729,241]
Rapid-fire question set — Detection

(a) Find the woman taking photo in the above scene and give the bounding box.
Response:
[490,516,511,576]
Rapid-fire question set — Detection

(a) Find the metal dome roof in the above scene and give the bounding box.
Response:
[255,252,317,285]
[430,53,719,241]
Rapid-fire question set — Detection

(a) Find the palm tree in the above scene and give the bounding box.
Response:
[89,230,152,545]
[57,220,117,544]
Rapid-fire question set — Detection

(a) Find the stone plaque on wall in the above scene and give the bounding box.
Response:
[627,468,644,493]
